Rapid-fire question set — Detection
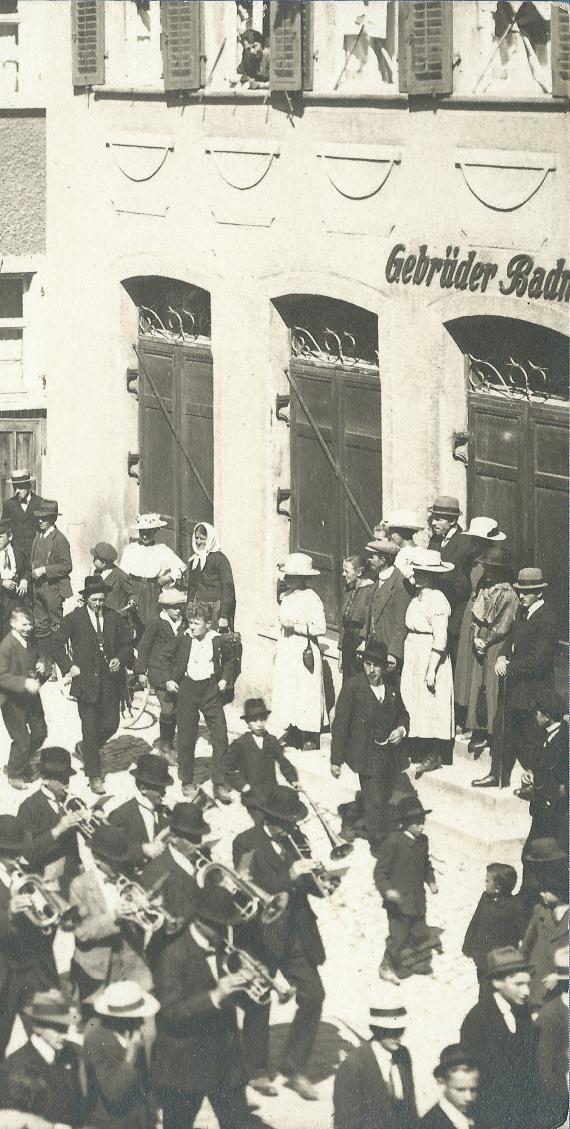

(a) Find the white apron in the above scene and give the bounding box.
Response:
[271,587,327,735]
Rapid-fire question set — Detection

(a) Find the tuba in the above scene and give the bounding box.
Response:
[114,875,184,937]
[220,940,294,1006]
[8,863,66,934]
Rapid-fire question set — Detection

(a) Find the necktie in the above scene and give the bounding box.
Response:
[3,550,10,572]
[388,1055,402,1100]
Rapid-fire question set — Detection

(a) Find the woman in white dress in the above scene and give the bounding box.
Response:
[271,552,327,751]
[119,513,186,630]
[400,548,455,779]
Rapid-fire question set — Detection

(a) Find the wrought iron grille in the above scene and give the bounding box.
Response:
[468,354,569,403]
[290,326,379,368]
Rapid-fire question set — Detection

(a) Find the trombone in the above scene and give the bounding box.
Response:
[220,940,294,1006]
[295,785,353,862]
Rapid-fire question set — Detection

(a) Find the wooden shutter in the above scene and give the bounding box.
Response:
[551,2,570,98]
[398,0,453,96]
[138,340,178,551]
[161,0,203,92]
[178,345,214,560]
[270,0,313,91]
[71,0,105,87]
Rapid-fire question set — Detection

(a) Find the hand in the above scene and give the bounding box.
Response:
[108,658,121,673]
[218,617,229,630]
[24,677,40,694]
[425,671,436,694]
[218,679,227,693]
[68,665,81,679]
[125,1027,144,1063]
[521,770,534,787]
[157,573,172,589]
[127,597,137,607]
[387,726,406,745]
[429,881,438,895]
[542,972,559,994]
[330,764,341,779]
[138,673,149,687]
[384,888,401,904]
[290,859,317,881]
[32,566,46,579]
[387,654,397,670]
[10,891,30,915]
[165,680,178,694]
[16,579,28,596]
[495,656,509,678]
[2,579,16,591]
[142,828,169,859]
[473,637,486,655]
[53,810,84,838]
[215,971,251,1002]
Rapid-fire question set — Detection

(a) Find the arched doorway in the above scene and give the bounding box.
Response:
[446,315,568,679]
[274,295,380,627]
[123,276,213,559]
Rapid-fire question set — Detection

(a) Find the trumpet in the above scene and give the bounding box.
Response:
[195,855,288,925]
[220,940,294,1006]
[295,785,353,862]
[7,862,66,934]
[114,875,184,937]
[63,794,109,838]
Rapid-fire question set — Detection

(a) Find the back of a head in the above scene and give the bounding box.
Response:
[487,862,518,896]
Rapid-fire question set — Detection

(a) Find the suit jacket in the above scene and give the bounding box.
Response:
[83,1018,154,1129]
[108,797,169,868]
[462,892,524,972]
[228,730,298,798]
[460,992,539,1129]
[331,673,409,777]
[68,868,150,986]
[528,720,569,847]
[172,629,234,686]
[363,569,413,662]
[0,876,58,993]
[186,551,235,621]
[373,831,435,916]
[58,605,133,703]
[135,616,184,688]
[233,823,325,967]
[0,1040,82,1127]
[536,991,568,1120]
[0,631,46,707]
[152,930,243,1092]
[500,603,558,712]
[2,492,44,568]
[333,1041,417,1129]
[140,847,205,921]
[420,1103,486,1128]
[30,527,73,600]
[100,566,135,614]
[430,528,475,638]
[17,788,80,893]
[521,903,569,1008]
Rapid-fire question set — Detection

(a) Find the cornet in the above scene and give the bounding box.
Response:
[8,863,66,934]
[114,875,183,937]
[196,857,288,924]
[220,940,294,1006]
[63,794,109,838]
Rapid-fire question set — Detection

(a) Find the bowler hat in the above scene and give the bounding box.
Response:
[410,548,454,574]
[241,697,271,722]
[0,814,31,854]
[362,640,390,667]
[91,542,118,565]
[524,837,567,863]
[280,552,319,577]
[242,786,308,823]
[396,797,431,825]
[369,987,407,1031]
[433,1044,479,1079]
[11,468,31,485]
[486,946,529,978]
[92,980,160,1019]
[0,520,12,536]
[33,499,60,518]
[365,537,399,558]
[40,746,75,781]
[24,989,79,1029]
[463,517,506,541]
[131,753,172,789]
[90,825,132,865]
[169,801,210,841]
[513,567,548,592]
[158,588,187,607]
[192,885,245,927]
[80,575,107,598]
[133,513,167,531]
[428,496,461,517]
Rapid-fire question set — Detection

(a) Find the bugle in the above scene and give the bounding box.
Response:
[220,941,294,1006]
[8,862,66,934]
[295,785,353,861]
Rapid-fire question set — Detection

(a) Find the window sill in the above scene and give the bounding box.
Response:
[0,101,46,114]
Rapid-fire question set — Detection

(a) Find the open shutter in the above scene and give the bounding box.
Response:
[71,0,105,87]
[161,0,203,92]
[270,0,313,91]
[551,2,570,98]
[398,0,453,96]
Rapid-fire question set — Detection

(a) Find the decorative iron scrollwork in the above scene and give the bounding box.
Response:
[291,325,362,366]
[139,304,198,344]
[467,355,564,403]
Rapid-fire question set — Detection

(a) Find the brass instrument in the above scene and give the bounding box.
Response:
[7,862,66,934]
[194,854,288,924]
[295,785,353,862]
[114,875,183,937]
[63,793,109,838]
[280,825,345,898]
[220,940,294,1006]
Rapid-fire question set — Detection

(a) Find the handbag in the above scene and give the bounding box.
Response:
[302,629,315,674]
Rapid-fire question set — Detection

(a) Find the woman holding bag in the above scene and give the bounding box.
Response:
[271,552,327,751]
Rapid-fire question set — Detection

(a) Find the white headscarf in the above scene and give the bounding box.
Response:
[189,522,219,571]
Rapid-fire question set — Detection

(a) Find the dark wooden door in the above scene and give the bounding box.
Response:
[290,357,381,628]
[138,337,213,558]
[0,418,45,505]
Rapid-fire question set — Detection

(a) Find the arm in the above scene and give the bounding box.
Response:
[216,553,235,620]
[134,620,160,676]
[373,836,397,899]
[333,1058,362,1129]
[0,641,29,695]
[275,743,299,784]
[113,614,134,670]
[154,945,223,1021]
[44,534,72,581]
[330,683,355,768]
[392,686,410,735]
[84,1026,143,1112]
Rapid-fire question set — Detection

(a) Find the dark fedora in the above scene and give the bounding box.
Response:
[33,499,60,518]
[131,752,172,790]
[40,746,75,781]
[192,885,245,928]
[524,837,567,864]
[396,796,432,825]
[91,542,118,565]
[169,801,209,841]
[241,697,271,722]
[0,814,31,854]
[512,567,548,592]
[428,495,461,517]
[476,544,510,569]
[24,989,79,1029]
[362,640,390,668]
[242,786,308,824]
[90,825,132,865]
[433,1044,479,1079]
[80,575,107,599]
[486,946,529,979]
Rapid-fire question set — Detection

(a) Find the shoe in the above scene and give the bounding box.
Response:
[8,776,30,791]
[213,784,233,805]
[89,777,106,796]
[249,1076,279,1097]
[468,734,488,754]
[415,757,441,780]
[285,1074,318,1101]
[378,963,400,984]
[181,783,199,800]
[471,774,499,788]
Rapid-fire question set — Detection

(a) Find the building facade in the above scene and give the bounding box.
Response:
[19,0,570,693]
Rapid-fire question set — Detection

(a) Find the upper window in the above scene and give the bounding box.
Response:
[0,0,18,98]
[0,277,24,392]
[454,1,554,96]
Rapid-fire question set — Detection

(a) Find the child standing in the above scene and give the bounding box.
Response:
[135,589,186,760]
[91,541,136,615]
[228,697,298,801]
[463,863,524,989]
[374,796,438,983]
[521,839,569,1011]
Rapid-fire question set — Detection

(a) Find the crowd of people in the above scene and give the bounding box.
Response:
[0,466,565,1129]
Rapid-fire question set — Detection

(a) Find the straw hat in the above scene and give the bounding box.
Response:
[385,509,423,531]
[280,552,319,577]
[512,567,548,592]
[133,513,167,531]
[369,987,407,1031]
[409,548,454,573]
[428,496,461,517]
[365,537,399,558]
[158,588,187,607]
[463,517,506,541]
[92,980,160,1019]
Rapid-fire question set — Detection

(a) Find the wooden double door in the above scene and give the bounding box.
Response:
[289,356,381,628]
[137,336,213,560]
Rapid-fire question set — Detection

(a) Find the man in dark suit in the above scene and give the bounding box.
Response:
[140,801,212,921]
[135,587,186,758]
[536,945,568,1129]
[460,946,542,1129]
[0,606,48,788]
[361,538,412,667]
[333,992,417,1129]
[228,697,298,800]
[233,788,326,1101]
[0,988,82,1126]
[331,640,409,854]
[420,1044,482,1128]
[473,567,559,788]
[428,496,476,669]
[29,499,72,670]
[83,979,159,1129]
[519,689,568,854]
[1,468,44,594]
[57,575,133,794]
[152,885,252,1129]
[17,746,82,894]
[108,752,171,867]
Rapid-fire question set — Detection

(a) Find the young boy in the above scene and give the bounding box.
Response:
[521,838,568,1011]
[228,697,298,801]
[0,519,25,639]
[463,863,524,989]
[135,589,187,759]
[91,541,136,615]
[168,601,234,804]
[0,606,49,789]
[374,796,438,983]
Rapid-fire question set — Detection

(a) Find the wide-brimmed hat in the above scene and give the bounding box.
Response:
[385,509,423,532]
[242,786,308,823]
[90,825,132,865]
[486,946,529,979]
[24,989,79,1028]
[280,552,319,577]
[433,1044,479,1079]
[463,517,506,541]
[91,542,118,564]
[369,987,407,1031]
[428,496,461,518]
[410,548,454,574]
[80,575,107,599]
[192,885,245,927]
[365,537,399,558]
[241,697,271,722]
[133,513,167,531]
[396,797,431,825]
[40,746,75,781]
[91,980,160,1019]
[0,815,31,854]
[524,838,567,864]
[33,499,60,518]
[476,544,510,569]
[158,588,187,607]
[131,753,172,790]
[11,468,31,486]
[362,640,390,668]
[513,567,548,592]
[170,801,210,840]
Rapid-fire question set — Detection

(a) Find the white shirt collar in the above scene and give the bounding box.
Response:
[438,1096,474,1129]
[190,922,216,954]
[40,784,61,814]
[440,524,459,547]
[526,598,544,619]
[369,1040,403,1100]
[11,628,28,649]
[545,722,562,739]
[87,606,104,631]
[369,682,386,702]
[159,610,182,633]
[30,1033,57,1065]
[378,565,394,581]
[493,991,516,1032]
[251,733,264,749]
